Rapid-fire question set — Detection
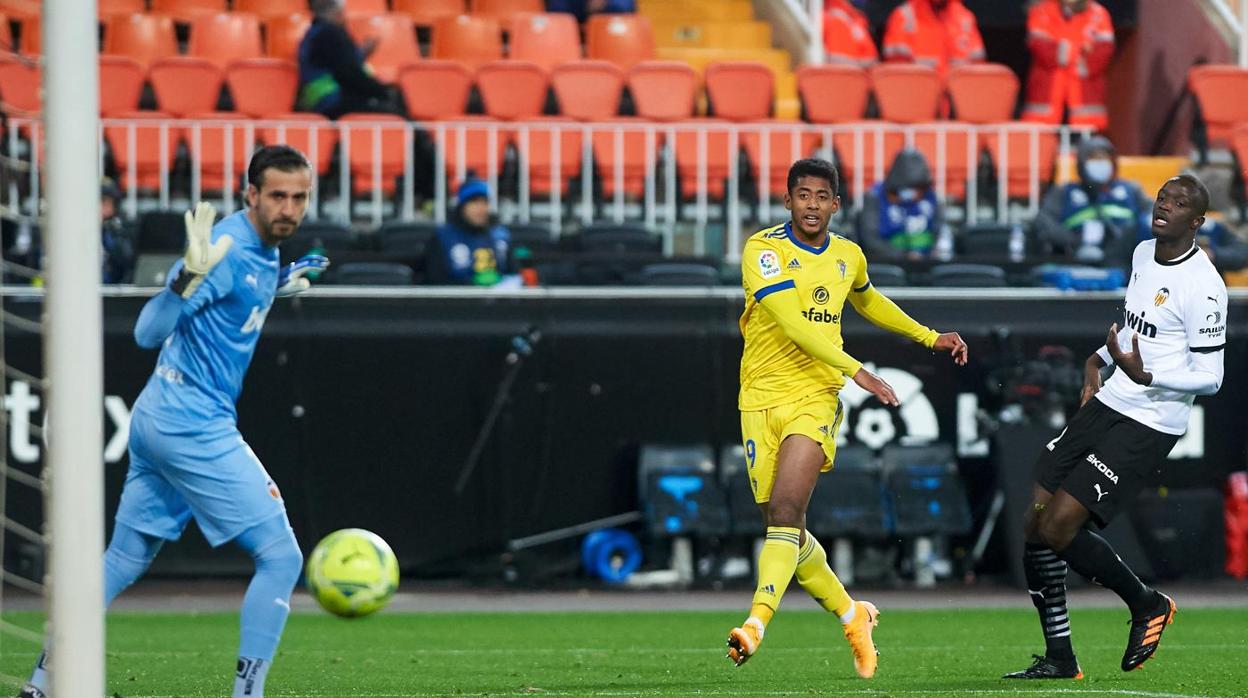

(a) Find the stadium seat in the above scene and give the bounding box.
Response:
[346,13,421,84]
[264,14,311,62]
[470,0,543,22]
[1188,64,1248,147]
[628,61,698,121]
[104,13,179,71]
[149,57,226,117]
[912,125,974,200]
[377,220,437,254]
[983,125,1058,199]
[186,112,254,192]
[136,210,188,252]
[423,117,508,193]
[0,53,40,116]
[133,253,182,286]
[741,127,820,197]
[871,64,942,123]
[343,0,389,16]
[578,223,663,254]
[188,12,264,70]
[476,60,549,120]
[551,60,625,120]
[234,0,305,21]
[150,0,227,23]
[104,111,182,191]
[0,13,10,52]
[98,0,146,20]
[259,113,337,175]
[430,14,503,71]
[928,263,1007,288]
[639,262,718,286]
[339,113,409,196]
[394,0,465,27]
[518,118,583,197]
[705,61,772,120]
[651,20,771,50]
[832,126,905,197]
[591,118,658,200]
[672,119,733,199]
[226,58,299,119]
[16,14,37,54]
[867,263,907,287]
[289,220,357,252]
[881,443,971,536]
[946,63,1019,124]
[955,223,1014,257]
[331,261,416,286]
[586,14,655,71]
[99,56,146,116]
[509,13,581,73]
[638,0,753,21]
[1233,124,1248,202]
[396,60,473,120]
[797,64,870,124]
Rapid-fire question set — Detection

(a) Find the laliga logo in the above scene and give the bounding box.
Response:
[836,363,939,450]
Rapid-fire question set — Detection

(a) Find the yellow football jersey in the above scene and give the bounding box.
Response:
[739,221,871,411]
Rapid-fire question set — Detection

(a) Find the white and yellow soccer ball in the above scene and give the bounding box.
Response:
[305,528,399,618]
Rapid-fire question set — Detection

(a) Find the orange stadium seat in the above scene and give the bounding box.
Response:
[104,111,182,191]
[264,14,311,62]
[871,64,942,123]
[99,56,146,116]
[347,13,420,83]
[551,60,624,120]
[832,126,905,196]
[586,14,654,71]
[104,14,179,71]
[151,0,227,23]
[149,57,226,117]
[0,13,12,53]
[344,0,390,16]
[519,118,583,197]
[186,112,255,192]
[394,0,465,27]
[259,113,337,175]
[705,61,772,120]
[17,15,37,54]
[396,60,473,120]
[189,12,265,70]
[99,0,147,19]
[591,118,657,200]
[797,64,870,123]
[673,119,733,199]
[509,13,581,73]
[1188,65,1248,147]
[471,0,543,22]
[947,63,1018,124]
[0,0,37,21]
[431,15,502,71]
[234,0,306,21]
[340,113,408,196]
[1233,124,1248,201]
[912,126,974,200]
[651,20,771,50]
[226,58,299,118]
[0,53,40,115]
[628,61,698,121]
[476,60,549,120]
[428,116,509,190]
[639,0,753,22]
[742,127,821,196]
[983,125,1059,199]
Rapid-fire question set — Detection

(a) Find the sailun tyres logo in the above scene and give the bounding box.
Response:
[1086,453,1119,483]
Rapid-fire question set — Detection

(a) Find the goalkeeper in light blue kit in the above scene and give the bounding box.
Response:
[19,145,329,698]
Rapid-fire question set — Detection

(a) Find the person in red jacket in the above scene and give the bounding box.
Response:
[1023,0,1116,131]
[823,0,878,67]
[881,0,985,76]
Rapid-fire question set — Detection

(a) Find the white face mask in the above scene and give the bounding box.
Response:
[1084,159,1113,184]
[897,188,919,202]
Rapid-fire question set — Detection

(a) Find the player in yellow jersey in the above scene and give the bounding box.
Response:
[726,158,968,676]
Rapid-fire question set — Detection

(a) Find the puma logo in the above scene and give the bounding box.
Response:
[1094,483,1108,502]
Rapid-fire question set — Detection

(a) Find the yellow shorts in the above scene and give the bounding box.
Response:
[740,392,844,504]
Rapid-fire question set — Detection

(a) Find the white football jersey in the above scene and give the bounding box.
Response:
[1096,239,1228,435]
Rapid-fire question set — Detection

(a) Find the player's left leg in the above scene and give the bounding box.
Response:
[231,513,303,698]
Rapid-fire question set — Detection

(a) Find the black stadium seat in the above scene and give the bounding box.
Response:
[639,262,719,286]
[928,263,1007,288]
[329,261,415,285]
[868,263,907,287]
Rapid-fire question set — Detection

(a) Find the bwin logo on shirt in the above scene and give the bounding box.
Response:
[1125,309,1157,338]
[1086,453,1119,484]
[241,305,271,334]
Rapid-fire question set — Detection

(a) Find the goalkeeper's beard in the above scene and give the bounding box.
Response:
[260,218,299,245]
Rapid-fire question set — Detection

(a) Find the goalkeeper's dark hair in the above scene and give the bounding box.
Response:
[786,158,839,197]
[248,145,311,188]
[1172,173,1210,217]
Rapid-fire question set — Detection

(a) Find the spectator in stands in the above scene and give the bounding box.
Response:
[857,149,944,260]
[1189,215,1248,273]
[430,179,512,286]
[882,0,985,76]
[1033,135,1147,269]
[1022,0,1116,132]
[100,177,134,284]
[823,0,878,67]
[297,0,397,119]
[546,0,636,23]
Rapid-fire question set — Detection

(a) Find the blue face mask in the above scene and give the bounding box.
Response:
[897,188,919,202]
[1084,159,1113,184]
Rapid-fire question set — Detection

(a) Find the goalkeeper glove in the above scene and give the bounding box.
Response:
[170,201,232,299]
[277,254,330,297]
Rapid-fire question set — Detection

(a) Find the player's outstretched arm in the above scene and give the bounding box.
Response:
[134,289,185,349]
[277,254,331,297]
[170,201,232,300]
[848,284,968,365]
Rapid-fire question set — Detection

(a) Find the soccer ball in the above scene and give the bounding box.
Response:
[305,528,399,618]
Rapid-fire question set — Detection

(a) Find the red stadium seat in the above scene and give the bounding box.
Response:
[673,119,733,199]
[99,56,146,116]
[947,63,1019,124]
[104,14,179,71]
[518,118,583,197]
[628,61,698,121]
[339,113,409,196]
[0,52,39,118]
[0,13,10,52]
[983,125,1059,199]
[226,58,299,118]
[912,125,974,200]
[427,116,509,191]
[188,12,265,70]
[832,125,905,196]
[346,13,421,84]
[431,15,503,71]
[259,113,337,175]
[741,127,821,197]
[870,64,942,123]
[234,0,306,21]
[509,13,581,73]
[551,60,624,120]
[343,0,389,16]
[796,64,870,124]
[0,0,37,21]
[1188,65,1248,147]
[394,0,465,27]
[476,60,549,120]
[591,118,658,200]
[149,57,226,117]
[705,61,773,121]
[98,0,146,20]
[17,14,37,54]
[104,111,182,191]
[1233,124,1248,202]
[396,60,473,120]
[186,112,255,192]
[471,0,543,22]
[150,0,227,23]
[586,14,654,71]
[264,14,311,62]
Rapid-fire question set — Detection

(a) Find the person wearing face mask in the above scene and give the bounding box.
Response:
[1023,0,1116,131]
[857,149,944,260]
[1033,136,1149,269]
[429,178,512,286]
[882,0,985,77]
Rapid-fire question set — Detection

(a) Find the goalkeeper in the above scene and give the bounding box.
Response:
[18,146,328,698]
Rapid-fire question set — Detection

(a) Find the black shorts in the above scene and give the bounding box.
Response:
[1033,398,1179,527]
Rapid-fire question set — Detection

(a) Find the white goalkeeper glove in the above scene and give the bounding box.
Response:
[171,201,232,299]
[277,254,331,297]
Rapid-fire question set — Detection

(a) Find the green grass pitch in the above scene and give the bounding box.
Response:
[2,608,1245,697]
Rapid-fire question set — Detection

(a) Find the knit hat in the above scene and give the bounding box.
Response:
[456,179,489,208]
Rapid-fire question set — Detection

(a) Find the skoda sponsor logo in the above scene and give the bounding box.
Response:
[1086,453,1120,484]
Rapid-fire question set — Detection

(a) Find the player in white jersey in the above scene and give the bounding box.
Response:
[1004,174,1225,680]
